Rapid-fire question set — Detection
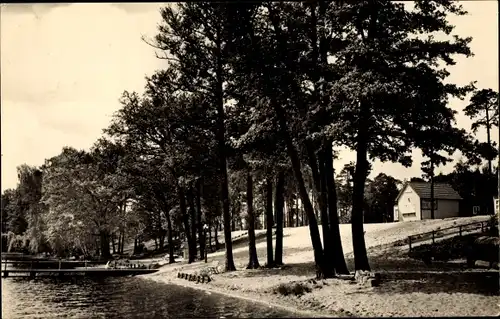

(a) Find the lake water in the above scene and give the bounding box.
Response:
[2,276,301,318]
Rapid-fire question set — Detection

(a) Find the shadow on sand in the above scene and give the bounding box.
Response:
[218,246,499,296]
[344,252,499,296]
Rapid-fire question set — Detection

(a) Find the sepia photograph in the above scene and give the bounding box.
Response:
[1,1,499,318]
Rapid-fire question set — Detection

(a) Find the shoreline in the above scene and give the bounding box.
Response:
[142,273,337,318]
[138,242,499,318]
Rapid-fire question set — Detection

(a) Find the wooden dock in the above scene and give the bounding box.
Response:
[1,268,159,278]
[1,260,104,270]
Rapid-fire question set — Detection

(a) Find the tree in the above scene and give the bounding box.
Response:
[365,173,400,223]
[324,0,473,271]
[1,190,14,233]
[418,124,464,219]
[464,88,499,175]
[336,164,354,223]
[91,138,137,255]
[226,0,331,277]
[42,148,111,258]
[264,177,274,267]
[106,87,212,263]
[274,171,285,266]
[17,164,48,253]
[1,188,26,236]
[299,0,352,275]
[149,3,238,271]
[246,172,260,269]
[126,152,178,262]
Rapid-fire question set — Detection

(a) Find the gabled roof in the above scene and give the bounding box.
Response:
[395,182,462,203]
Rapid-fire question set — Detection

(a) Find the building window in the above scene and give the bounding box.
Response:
[421,199,438,210]
[402,212,416,218]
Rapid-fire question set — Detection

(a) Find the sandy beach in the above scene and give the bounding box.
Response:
[141,216,499,317]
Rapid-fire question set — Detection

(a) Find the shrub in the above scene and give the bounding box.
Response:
[408,235,477,263]
[7,232,29,253]
[487,214,499,237]
[273,282,312,296]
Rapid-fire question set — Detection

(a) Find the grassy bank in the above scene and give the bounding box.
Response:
[142,216,498,317]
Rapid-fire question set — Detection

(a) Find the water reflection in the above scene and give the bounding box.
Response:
[2,276,301,318]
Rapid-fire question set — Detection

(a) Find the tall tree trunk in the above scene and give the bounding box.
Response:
[166,211,175,264]
[351,127,371,271]
[179,186,194,263]
[208,220,213,252]
[231,206,236,231]
[117,234,121,255]
[264,3,328,275]
[275,171,285,266]
[270,98,326,276]
[246,172,260,269]
[111,234,116,254]
[295,198,299,227]
[215,29,236,272]
[286,198,290,227]
[430,158,435,219]
[283,199,290,227]
[196,180,205,261]
[305,142,337,275]
[486,109,492,175]
[120,233,125,254]
[306,0,325,229]
[318,148,334,277]
[324,141,349,274]
[157,213,165,251]
[100,231,111,260]
[159,231,165,252]
[265,177,274,267]
[188,188,198,259]
[214,219,220,250]
[120,233,124,254]
[311,190,317,221]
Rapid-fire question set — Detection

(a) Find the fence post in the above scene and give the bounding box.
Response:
[432,231,435,244]
[408,236,412,252]
[459,226,462,237]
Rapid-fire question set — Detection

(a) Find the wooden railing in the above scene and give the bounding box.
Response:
[408,220,491,252]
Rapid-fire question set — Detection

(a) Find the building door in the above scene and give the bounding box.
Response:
[473,206,480,215]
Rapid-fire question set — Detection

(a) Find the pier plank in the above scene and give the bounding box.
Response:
[2,268,158,278]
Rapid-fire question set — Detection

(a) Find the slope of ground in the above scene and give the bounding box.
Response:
[143,215,498,317]
[211,216,490,261]
[128,215,488,258]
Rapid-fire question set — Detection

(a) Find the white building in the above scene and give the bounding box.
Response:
[394,182,462,222]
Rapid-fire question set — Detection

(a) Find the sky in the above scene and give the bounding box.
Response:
[1,2,498,192]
